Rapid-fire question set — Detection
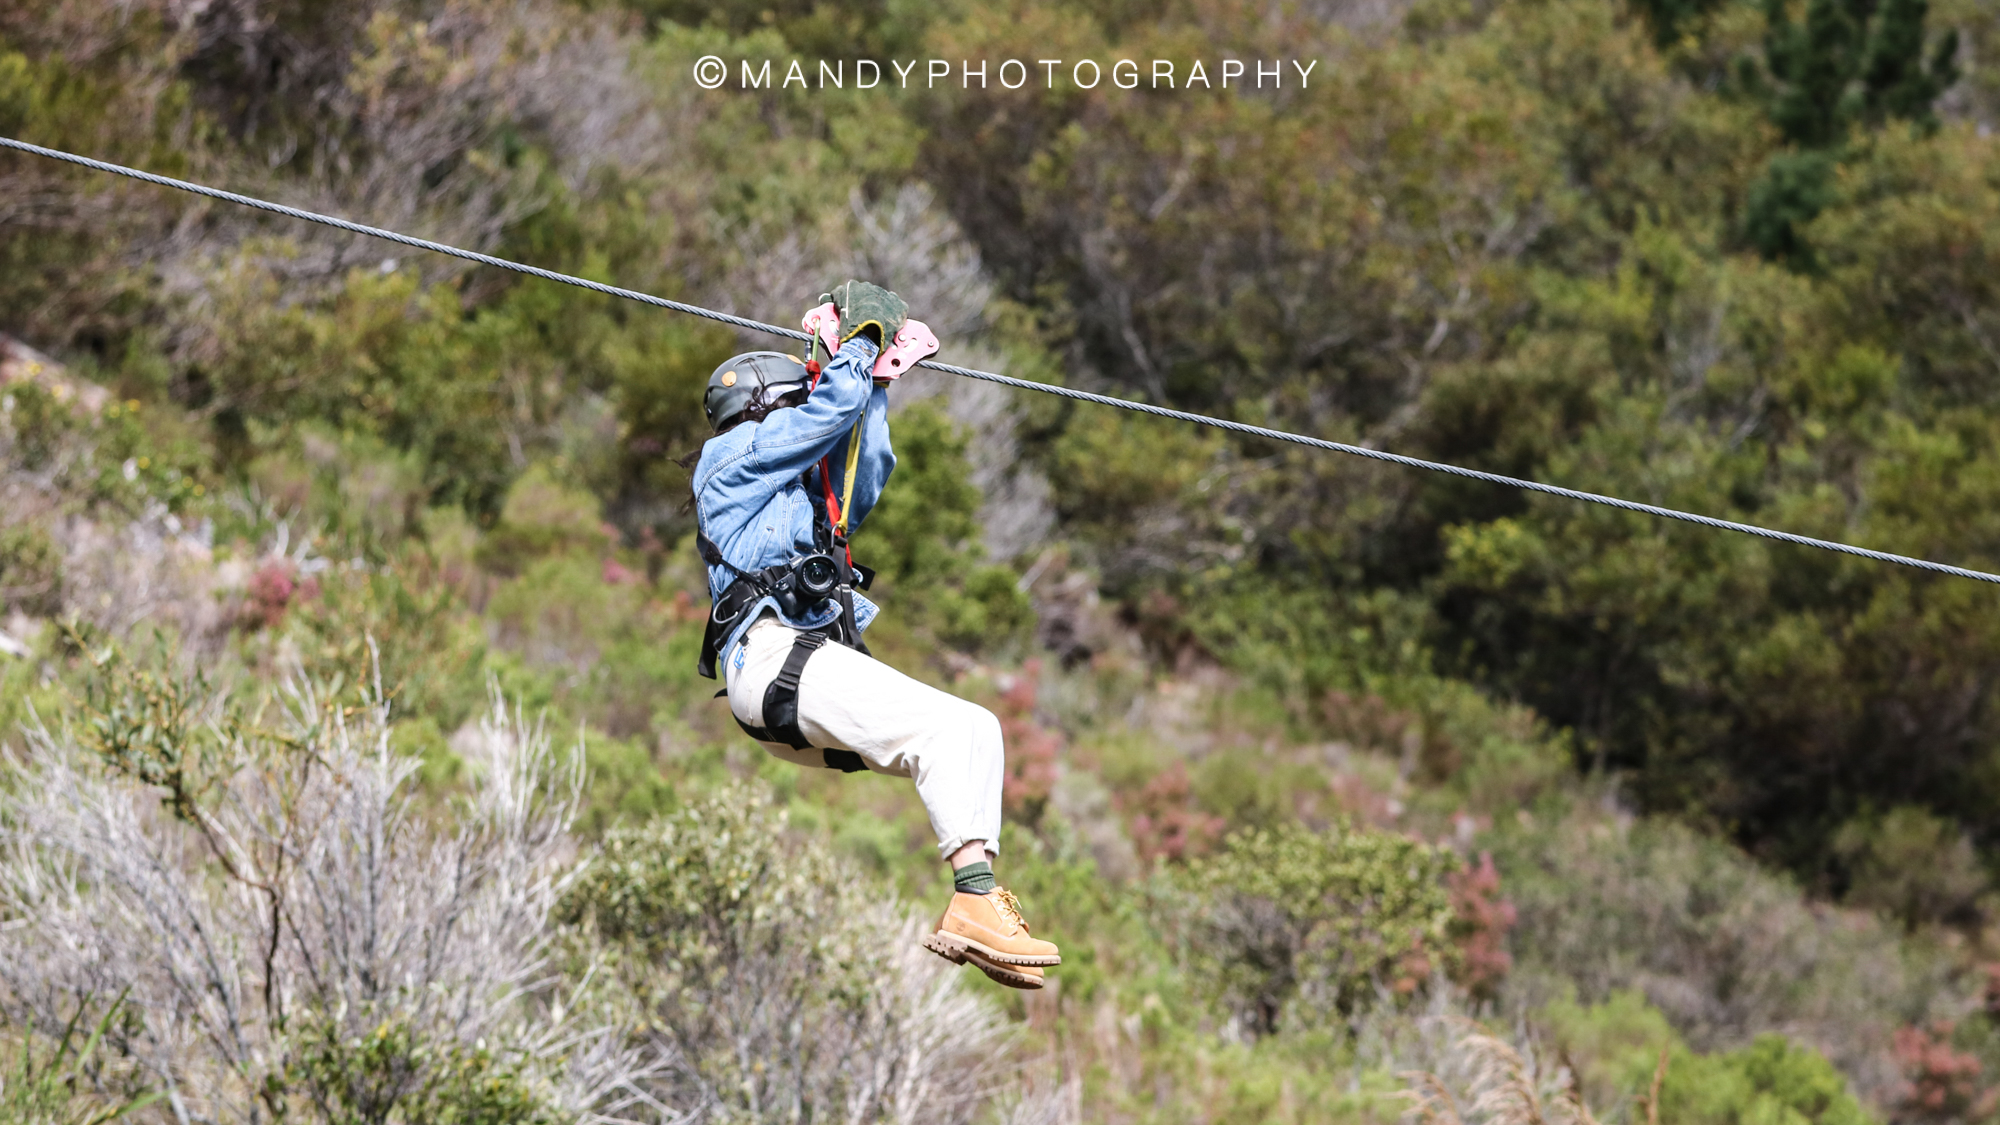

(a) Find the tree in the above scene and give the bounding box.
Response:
[1860,0,1963,130]
[1746,0,1960,263]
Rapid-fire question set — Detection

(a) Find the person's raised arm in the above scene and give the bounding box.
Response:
[741,337,878,481]
[746,280,909,482]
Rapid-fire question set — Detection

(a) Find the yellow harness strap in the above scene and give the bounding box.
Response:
[836,417,864,536]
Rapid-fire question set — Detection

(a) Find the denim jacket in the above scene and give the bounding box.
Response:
[694,337,894,676]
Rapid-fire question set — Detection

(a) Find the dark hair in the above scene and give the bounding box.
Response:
[722,385,809,433]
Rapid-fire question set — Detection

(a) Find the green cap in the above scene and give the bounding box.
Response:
[703,351,812,432]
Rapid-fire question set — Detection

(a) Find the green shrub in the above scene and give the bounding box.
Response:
[556,782,1007,1121]
[1178,821,1460,1035]
[1498,811,1956,1078]
[1678,1036,1876,1125]
[70,627,242,824]
[573,730,675,836]
[600,314,735,541]
[485,554,633,665]
[282,558,489,729]
[859,402,1033,655]
[1,387,209,518]
[1541,991,1875,1125]
[474,463,612,578]
[559,781,872,978]
[245,425,429,547]
[288,1011,554,1125]
[480,547,702,748]
[1832,806,1988,930]
[2,381,82,474]
[0,525,62,616]
[198,264,522,516]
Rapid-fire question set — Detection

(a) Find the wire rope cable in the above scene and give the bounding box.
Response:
[4,133,1996,587]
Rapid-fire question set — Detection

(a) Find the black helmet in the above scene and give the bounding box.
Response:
[703,351,811,432]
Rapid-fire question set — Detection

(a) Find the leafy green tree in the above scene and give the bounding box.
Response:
[1177,821,1460,1035]
[1746,0,1959,263]
[1633,0,1731,49]
[1764,0,1873,148]
[859,401,1033,652]
[1861,0,1963,129]
[1745,149,1842,261]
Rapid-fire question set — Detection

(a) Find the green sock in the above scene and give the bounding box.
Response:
[954,860,997,895]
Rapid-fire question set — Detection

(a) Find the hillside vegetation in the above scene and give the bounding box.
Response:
[3,0,2000,1121]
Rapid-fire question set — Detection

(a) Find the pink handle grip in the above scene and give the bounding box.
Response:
[873,319,939,381]
[801,302,842,358]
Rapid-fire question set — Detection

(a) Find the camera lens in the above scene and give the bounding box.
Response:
[798,554,838,596]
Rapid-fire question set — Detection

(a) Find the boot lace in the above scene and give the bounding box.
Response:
[994,887,1029,933]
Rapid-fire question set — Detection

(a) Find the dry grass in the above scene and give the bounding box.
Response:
[0,675,661,1122]
[1395,1016,1604,1125]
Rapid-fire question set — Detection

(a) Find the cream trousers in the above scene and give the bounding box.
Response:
[725,616,1004,859]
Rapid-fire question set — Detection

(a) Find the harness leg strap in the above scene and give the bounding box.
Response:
[733,631,868,773]
[762,631,826,749]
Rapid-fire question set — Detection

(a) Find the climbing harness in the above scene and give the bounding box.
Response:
[693,530,873,678]
[5,134,1998,588]
[694,528,874,767]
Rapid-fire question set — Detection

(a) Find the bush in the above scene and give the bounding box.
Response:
[1893,1020,1991,1124]
[860,401,1034,655]
[573,730,676,836]
[1178,820,1461,1036]
[1540,991,1875,1125]
[1833,806,1989,931]
[1682,1030,1861,1125]
[557,782,1017,1123]
[280,555,489,729]
[1,386,209,518]
[0,524,61,616]
[474,462,613,578]
[1498,811,1963,1100]
[245,424,429,547]
[0,651,619,1123]
[291,1010,555,1125]
[481,545,705,745]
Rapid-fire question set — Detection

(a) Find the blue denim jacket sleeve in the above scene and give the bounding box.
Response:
[692,338,894,672]
[709,337,881,499]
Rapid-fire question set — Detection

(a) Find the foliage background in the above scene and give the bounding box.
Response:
[3,0,2000,1119]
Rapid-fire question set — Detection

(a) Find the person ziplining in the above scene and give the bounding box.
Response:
[691,280,1060,990]
[6,131,1999,979]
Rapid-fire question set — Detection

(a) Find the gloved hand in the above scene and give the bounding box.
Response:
[821,280,907,348]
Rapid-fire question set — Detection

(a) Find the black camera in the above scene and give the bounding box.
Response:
[772,552,842,616]
[795,553,840,597]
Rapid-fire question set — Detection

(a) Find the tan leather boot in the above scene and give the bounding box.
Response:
[921,887,1061,975]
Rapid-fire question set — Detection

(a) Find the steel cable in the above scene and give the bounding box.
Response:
[5,133,1996,586]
